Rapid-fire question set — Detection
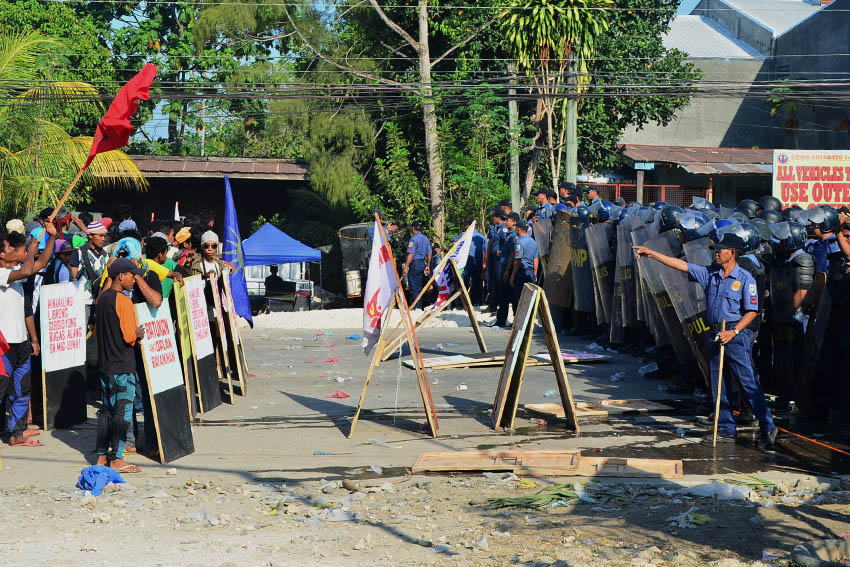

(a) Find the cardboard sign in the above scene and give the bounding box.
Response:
[209,273,234,400]
[184,275,214,359]
[773,149,850,208]
[135,301,183,395]
[39,282,86,372]
[172,284,198,416]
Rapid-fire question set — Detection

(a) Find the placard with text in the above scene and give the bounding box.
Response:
[773,149,850,209]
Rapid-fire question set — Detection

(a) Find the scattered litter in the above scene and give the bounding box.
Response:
[483,472,519,483]
[676,428,685,439]
[323,356,339,363]
[606,347,619,354]
[587,342,605,352]
[332,376,353,383]
[543,389,556,398]
[609,372,626,382]
[476,536,489,551]
[326,331,334,336]
[638,362,658,376]
[485,484,578,509]
[534,419,548,430]
[435,343,447,351]
[678,481,751,501]
[326,391,350,399]
[432,379,439,385]
[313,450,331,456]
[310,336,318,341]
[490,530,511,538]
[667,506,711,528]
[165,468,178,476]
[369,464,383,475]
[77,466,125,497]
[346,334,361,340]
[368,438,394,449]
[762,551,779,562]
[456,383,468,391]
[306,360,315,363]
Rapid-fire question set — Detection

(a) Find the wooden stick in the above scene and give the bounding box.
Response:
[712,320,726,448]
[48,166,87,222]
[775,426,850,458]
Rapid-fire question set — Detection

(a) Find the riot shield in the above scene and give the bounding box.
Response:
[662,237,713,387]
[616,223,637,327]
[632,226,671,347]
[570,220,594,313]
[770,266,808,404]
[586,223,615,323]
[801,272,830,410]
[543,211,573,308]
[609,280,625,344]
[533,217,553,258]
[641,234,696,364]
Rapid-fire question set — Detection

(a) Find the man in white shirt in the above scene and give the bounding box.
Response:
[0,223,56,446]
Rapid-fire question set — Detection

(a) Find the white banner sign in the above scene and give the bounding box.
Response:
[184,276,214,359]
[39,282,86,372]
[135,301,184,395]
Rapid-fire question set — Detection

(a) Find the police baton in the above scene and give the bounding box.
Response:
[712,320,726,448]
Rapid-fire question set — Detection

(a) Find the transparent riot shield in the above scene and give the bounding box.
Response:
[586,223,615,324]
[533,217,553,258]
[641,234,695,364]
[770,266,808,404]
[617,223,637,327]
[543,211,573,308]
[570,220,594,313]
[632,225,670,347]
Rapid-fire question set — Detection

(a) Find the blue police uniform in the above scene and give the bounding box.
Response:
[494,227,517,327]
[534,202,555,220]
[486,223,503,310]
[406,232,431,309]
[812,235,840,273]
[513,234,539,297]
[687,262,774,437]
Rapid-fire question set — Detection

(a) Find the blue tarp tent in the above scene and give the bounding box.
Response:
[242,223,322,266]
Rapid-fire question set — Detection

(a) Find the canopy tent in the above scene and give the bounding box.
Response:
[242,222,321,266]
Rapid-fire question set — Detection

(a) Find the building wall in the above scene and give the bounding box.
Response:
[770,0,850,150]
[694,0,773,55]
[620,58,773,148]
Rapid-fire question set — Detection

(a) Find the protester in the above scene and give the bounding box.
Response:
[265,265,286,294]
[94,258,145,473]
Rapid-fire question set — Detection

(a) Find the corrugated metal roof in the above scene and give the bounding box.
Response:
[719,0,820,35]
[129,155,309,180]
[663,15,762,58]
[623,145,773,175]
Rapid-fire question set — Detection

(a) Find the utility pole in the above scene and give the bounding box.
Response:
[565,53,578,184]
[508,63,521,211]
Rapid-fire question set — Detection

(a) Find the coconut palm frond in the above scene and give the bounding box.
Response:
[18,82,102,108]
[0,31,60,91]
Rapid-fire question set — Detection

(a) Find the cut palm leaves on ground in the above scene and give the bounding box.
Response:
[484,484,578,509]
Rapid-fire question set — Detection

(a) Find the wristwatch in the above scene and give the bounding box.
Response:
[733,328,739,335]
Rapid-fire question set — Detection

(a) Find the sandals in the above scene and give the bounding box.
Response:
[10,437,42,447]
[23,428,40,437]
[113,464,142,474]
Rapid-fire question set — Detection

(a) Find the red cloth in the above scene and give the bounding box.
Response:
[84,63,158,169]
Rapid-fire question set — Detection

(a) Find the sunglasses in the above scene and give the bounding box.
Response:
[202,243,217,249]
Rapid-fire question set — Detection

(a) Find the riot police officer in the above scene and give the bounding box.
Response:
[403,220,432,309]
[533,189,555,220]
[634,227,777,450]
[510,219,539,296]
[485,209,506,311]
[494,213,518,328]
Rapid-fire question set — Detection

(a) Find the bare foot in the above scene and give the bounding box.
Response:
[96,455,108,467]
[110,459,141,473]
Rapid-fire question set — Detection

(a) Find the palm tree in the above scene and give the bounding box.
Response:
[0,31,147,218]
[502,0,612,194]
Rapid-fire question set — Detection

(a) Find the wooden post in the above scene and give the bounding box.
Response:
[636,170,644,204]
[712,320,726,448]
[48,166,87,222]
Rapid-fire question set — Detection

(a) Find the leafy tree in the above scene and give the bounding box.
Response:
[370,122,428,231]
[0,31,146,218]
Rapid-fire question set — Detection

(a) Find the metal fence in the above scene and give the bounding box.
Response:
[577,183,708,207]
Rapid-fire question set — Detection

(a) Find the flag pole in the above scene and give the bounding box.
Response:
[47,165,89,222]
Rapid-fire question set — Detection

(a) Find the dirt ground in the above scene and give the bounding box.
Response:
[1,323,849,567]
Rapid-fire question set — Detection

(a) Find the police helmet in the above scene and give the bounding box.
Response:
[617,207,630,225]
[735,199,759,218]
[572,204,591,226]
[730,211,750,222]
[677,210,713,241]
[650,201,668,211]
[781,205,801,221]
[738,221,761,254]
[750,218,772,242]
[658,205,683,233]
[758,195,782,212]
[769,221,807,252]
[587,201,609,222]
[803,205,840,233]
[691,196,716,212]
[758,209,783,224]
[712,220,750,251]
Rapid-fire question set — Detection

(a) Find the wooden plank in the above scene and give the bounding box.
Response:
[526,399,674,419]
[381,290,462,360]
[537,290,580,432]
[451,258,487,354]
[411,450,581,473]
[576,457,683,479]
[531,351,612,364]
[492,284,540,429]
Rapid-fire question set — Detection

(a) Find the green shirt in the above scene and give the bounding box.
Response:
[72,234,88,248]
[160,257,177,299]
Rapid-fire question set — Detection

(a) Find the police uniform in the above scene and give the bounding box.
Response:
[812,235,840,273]
[486,220,504,310]
[406,231,431,309]
[534,201,555,220]
[687,261,774,438]
[513,233,539,297]
[494,226,517,327]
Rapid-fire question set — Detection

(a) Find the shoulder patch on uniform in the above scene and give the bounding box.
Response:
[731,280,741,292]
[748,283,757,295]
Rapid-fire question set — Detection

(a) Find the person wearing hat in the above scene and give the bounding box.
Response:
[94,258,146,473]
[510,219,539,298]
[5,219,25,235]
[494,212,519,328]
[45,240,74,284]
[633,234,777,450]
[70,221,110,304]
[498,199,513,216]
[403,221,432,309]
[484,208,507,312]
[189,230,233,280]
[532,189,555,222]
[558,182,577,204]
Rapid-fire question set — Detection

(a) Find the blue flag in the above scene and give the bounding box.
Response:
[222,175,253,327]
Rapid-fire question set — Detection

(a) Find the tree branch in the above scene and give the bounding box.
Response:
[367,0,419,52]
[432,13,502,68]
[284,8,407,90]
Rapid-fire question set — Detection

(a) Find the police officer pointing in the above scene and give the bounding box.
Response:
[403,221,432,310]
[634,225,777,450]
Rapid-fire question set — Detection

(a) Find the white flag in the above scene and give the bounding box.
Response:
[362,222,399,355]
[174,201,181,221]
[432,222,476,310]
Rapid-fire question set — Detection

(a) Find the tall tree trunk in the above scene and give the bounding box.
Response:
[522,99,545,202]
[508,63,521,211]
[418,0,445,242]
[546,101,558,190]
[565,54,578,184]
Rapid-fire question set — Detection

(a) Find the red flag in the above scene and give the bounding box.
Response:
[0,329,9,378]
[83,63,158,169]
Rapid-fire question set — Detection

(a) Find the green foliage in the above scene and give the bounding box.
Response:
[372,122,428,230]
